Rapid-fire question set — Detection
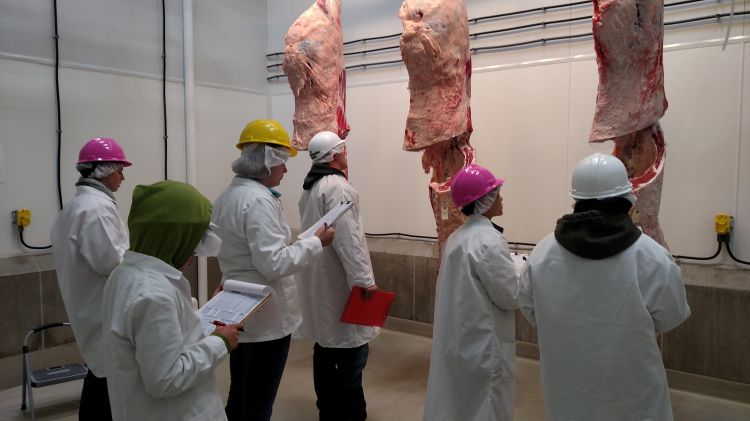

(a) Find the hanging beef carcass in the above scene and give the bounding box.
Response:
[399,0,474,250]
[283,0,349,151]
[590,0,669,246]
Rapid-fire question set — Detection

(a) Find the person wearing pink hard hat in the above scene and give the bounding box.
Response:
[50,137,133,420]
[424,164,520,421]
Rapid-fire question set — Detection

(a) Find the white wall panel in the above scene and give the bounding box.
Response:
[195,0,268,91]
[471,64,572,243]
[736,41,750,265]
[0,59,58,256]
[0,59,186,256]
[194,88,267,202]
[659,44,742,257]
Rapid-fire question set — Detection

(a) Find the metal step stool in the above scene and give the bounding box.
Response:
[20,322,88,421]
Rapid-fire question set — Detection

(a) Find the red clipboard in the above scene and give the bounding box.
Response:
[340,286,395,327]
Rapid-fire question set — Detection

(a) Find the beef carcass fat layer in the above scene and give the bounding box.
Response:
[283,0,349,151]
[590,0,667,142]
[400,0,472,151]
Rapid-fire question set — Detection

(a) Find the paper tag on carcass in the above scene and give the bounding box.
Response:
[440,197,449,220]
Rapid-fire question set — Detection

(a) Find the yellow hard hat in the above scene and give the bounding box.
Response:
[236,119,297,157]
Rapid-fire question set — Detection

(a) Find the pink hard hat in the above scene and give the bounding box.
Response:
[77,138,132,166]
[450,164,505,209]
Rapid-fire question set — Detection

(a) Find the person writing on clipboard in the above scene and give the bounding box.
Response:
[101,181,243,421]
[297,131,379,421]
[212,120,335,421]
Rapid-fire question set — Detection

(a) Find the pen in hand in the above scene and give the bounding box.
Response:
[213,320,244,332]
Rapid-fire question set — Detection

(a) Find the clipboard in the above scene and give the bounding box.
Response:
[297,200,355,240]
[340,286,395,327]
[199,280,271,336]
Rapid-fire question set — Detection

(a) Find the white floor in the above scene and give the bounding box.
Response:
[1,329,748,420]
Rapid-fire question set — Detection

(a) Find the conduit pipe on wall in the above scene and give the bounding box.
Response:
[182,0,208,306]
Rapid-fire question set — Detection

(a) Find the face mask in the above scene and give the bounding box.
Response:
[194,223,222,257]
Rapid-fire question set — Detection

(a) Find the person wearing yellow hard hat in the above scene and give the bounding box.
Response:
[212,119,335,421]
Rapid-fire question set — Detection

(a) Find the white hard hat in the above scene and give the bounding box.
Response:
[308,131,345,163]
[570,153,632,200]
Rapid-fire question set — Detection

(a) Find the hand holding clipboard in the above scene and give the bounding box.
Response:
[340,286,395,327]
[298,201,355,240]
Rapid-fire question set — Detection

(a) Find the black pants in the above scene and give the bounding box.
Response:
[225,335,291,421]
[79,371,112,421]
[313,343,369,421]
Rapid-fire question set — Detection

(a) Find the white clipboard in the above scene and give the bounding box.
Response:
[297,201,355,240]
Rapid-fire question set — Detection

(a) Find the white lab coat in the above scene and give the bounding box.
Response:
[102,251,228,421]
[212,176,323,342]
[519,234,691,421]
[50,186,128,376]
[296,173,378,348]
[424,214,519,421]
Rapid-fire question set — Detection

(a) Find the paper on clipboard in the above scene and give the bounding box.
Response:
[297,201,355,239]
[199,279,271,336]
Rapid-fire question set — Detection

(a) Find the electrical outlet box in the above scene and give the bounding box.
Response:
[13,209,31,228]
[715,213,732,235]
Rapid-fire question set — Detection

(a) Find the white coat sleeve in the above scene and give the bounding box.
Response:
[518,263,537,327]
[475,237,519,311]
[325,185,375,289]
[127,293,228,399]
[78,210,128,276]
[641,251,691,333]
[246,196,323,279]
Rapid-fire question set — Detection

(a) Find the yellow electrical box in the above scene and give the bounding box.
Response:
[16,209,31,228]
[715,213,732,235]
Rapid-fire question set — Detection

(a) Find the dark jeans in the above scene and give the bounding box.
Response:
[225,335,291,421]
[313,343,369,421]
[79,371,112,421]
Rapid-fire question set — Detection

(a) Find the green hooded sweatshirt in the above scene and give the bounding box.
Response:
[128,180,212,269]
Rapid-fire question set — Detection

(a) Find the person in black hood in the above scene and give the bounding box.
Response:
[297,131,378,421]
[518,153,690,421]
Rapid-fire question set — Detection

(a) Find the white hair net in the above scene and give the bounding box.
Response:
[265,145,290,168]
[232,143,268,178]
[312,143,345,164]
[232,144,291,179]
[473,186,500,215]
[76,162,123,180]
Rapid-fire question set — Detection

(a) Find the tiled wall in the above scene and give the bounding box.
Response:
[367,238,750,386]
[2,239,748,386]
[0,254,74,359]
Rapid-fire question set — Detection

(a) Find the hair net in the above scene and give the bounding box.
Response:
[194,222,222,257]
[232,144,290,179]
[313,143,345,164]
[76,162,123,179]
[232,143,270,179]
[473,186,500,215]
[265,145,290,168]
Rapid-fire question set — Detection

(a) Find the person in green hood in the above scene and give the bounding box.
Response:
[101,180,242,421]
[518,153,690,421]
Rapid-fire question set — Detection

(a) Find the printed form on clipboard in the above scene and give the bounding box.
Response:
[199,279,271,336]
[297,200,355,240]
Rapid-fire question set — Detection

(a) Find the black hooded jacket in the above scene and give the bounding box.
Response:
[303,163,346,190]
[554,197,642,260]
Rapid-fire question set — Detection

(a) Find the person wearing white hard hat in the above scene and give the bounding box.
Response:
[212,120,334,421]
[518,153,691,421]
[50,137,132,420]
[423,164,519,421]
[296,131,378,421]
